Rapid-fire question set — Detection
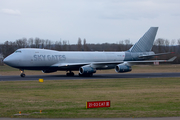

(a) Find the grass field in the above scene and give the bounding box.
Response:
[0,78,180,118]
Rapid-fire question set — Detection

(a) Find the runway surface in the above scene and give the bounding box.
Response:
[0,72,180,81]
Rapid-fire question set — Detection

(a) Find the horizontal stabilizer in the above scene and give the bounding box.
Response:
[167,56,177,62]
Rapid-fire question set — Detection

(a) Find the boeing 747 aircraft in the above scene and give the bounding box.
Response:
[3,27,176,77]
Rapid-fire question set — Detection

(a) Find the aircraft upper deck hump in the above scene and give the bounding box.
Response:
[129,27,158,52]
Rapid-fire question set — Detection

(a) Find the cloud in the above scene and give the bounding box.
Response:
[96,0,179,20]
[2,9,21,15]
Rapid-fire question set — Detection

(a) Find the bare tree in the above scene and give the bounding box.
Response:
[177,39,180,45]
[14,38,27,48]
[28,38,34,48]
[171,39,176,52]
[67,40,71,51]
[124,39,131,50]
[35,38,41,48]
[15,39,23,48]
[118,40,124,51]
[47,40,52,49]
[77,38,82,51]
[41,39,45,48]
[62,40,67,51]
[83,39,89,51]
[44,39,51,49]
[165,39,170,52]
[154,38,165,53]
[3,41,15,57]
[55,40,62,51]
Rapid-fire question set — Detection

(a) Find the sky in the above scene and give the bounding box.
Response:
[0,0,180,44]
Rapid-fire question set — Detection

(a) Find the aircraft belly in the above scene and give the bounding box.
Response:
[96,64,116,70]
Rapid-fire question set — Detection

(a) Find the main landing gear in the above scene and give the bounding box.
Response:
[20,69,25,77]
[66,71,74,76]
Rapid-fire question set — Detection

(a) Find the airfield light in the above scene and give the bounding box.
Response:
[39,79,44,83]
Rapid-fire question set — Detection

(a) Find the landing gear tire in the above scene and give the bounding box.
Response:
[79,73,82,76]
[20,73,25,77]
[66,72,74,76]
[89,73,93,77]
[20,69,25,77]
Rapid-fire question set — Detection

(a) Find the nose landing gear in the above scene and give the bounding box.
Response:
[20,69,25,77]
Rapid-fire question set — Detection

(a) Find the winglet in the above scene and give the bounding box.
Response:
[167,56,177,62]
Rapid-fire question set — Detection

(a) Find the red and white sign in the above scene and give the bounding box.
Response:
[86,101,110,108]
[154,61,159,65]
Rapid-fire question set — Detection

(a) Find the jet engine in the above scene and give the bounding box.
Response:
[42,69,57,73]
[79,66,96,76]
[115,64,132,73]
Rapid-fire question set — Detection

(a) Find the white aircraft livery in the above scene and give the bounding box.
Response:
[3,27,176,77]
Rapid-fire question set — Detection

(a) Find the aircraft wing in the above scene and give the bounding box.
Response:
[51,63,88,67]
[129,56,177,63]
[51,61,124,67]
[51,56,177,68]
[139,52,174,58]
[122,56,177,66]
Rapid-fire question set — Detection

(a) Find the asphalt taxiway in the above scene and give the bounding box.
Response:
[0,72,180,81]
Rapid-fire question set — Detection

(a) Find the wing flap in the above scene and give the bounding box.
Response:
[125,56,177,66]
[139,52,174,58]
[131,56,177,63]
[51,61,124,67]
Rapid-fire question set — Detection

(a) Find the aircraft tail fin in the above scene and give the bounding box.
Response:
[129,27,158,52]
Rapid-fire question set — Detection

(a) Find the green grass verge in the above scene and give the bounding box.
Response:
[0,65,17,72]
[0,78,180,118]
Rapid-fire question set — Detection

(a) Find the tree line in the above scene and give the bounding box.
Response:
[0,37,180,65]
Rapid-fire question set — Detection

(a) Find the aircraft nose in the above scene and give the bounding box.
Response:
[3,55,17,67]
[3,56,12,65]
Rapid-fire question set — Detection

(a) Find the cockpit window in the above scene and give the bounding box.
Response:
[15,51,21,53]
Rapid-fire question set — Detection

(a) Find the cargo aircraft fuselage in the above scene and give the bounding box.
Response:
[3,27,176,77]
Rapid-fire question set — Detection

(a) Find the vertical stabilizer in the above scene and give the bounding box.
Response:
[129,27,158,52]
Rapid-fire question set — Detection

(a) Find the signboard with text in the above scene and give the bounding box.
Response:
[86,100,110,109]
[154,61,159,65]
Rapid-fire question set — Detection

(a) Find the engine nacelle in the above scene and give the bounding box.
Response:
[115,64,132,73]
[42,69,57,73]
[79,66,96,75]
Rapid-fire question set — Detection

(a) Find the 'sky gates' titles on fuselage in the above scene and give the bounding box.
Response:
[33,55,66,61]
